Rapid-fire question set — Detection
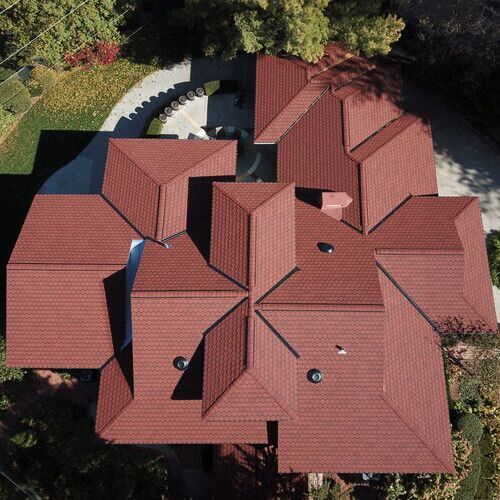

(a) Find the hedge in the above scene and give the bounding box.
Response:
[204,80,220,96]
[0,107,16,136]
[486,231,500,287]
[29,65,57,90]
[0,78,31,114]
[457,413,484,446]
[146,117,163,136]
[456,448,482,500]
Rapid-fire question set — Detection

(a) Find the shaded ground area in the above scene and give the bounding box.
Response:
[405,83,500,320]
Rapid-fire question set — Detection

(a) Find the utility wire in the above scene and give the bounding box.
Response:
[0,0,92,66]
[0,0,21,16]
[0,466,38,499]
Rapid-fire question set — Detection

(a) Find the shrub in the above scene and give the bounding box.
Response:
[0,67,15,82]
[0,338,25,383]
[64,42,120,69]
[479,433,493,455]
[310,479,351,500]
[5,87,31,114]
[26,79,43,97]
[29,65,57,90]
[0,107,16,136]
[486,231,500,287]
[0,78,24,107]
[204,80,220,96]
[10,430,38,448]
[456,448,481,499]
[146,117,163,136]
[481,456,495,479]
[457,414,484,446]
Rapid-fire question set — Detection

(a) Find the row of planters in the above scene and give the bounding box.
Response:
[159,87,205,122]
[146,86,206,136]
[146,79,238,136]
[0,65,58,137]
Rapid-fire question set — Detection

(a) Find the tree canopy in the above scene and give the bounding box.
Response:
[184,0,404,62]
[0,0,129,68]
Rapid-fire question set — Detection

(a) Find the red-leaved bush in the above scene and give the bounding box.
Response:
[64,42,120,69]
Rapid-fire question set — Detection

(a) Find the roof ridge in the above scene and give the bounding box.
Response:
[451,196,476,221]
[276,87,330,144]
[247,369,295,419]
[168,140,236,184]
[109,139,235,186]
[255,58,309,140]
[107,139,159,185]
[380,393,454,472]
[349,113,418,162]
[214,182,293,213]
[253,183,295,214]
[202,365,248,417]
[255,83,327,142]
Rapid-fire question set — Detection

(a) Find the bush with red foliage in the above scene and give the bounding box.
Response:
[64,42,120,69]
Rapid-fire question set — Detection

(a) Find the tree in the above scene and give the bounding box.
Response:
[328,1,405,56]
[184,0,330,62]
[0,0,131,68]
[394,0,500,80]
[486,231,500,287]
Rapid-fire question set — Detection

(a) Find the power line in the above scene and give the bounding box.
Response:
[0,0,92,67]
[0,0,21,16]
[0,466,38,499]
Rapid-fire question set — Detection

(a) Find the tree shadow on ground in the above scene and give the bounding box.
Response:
[212,443,306,499]
[0,130,97,337]
[403,80,500,227]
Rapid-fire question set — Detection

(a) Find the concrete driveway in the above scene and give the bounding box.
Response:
[406,85,500,320]
[38,61,500,321]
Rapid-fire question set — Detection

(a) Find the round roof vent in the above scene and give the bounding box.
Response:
[307,368,323,383]
[317,242,334,254]
[173,356,189,371]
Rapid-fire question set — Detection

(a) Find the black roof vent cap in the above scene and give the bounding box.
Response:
[317,242,334,254]
[307,368,323,383]
[173,356,189,371]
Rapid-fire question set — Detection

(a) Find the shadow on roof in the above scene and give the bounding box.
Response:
[171,339,204,400]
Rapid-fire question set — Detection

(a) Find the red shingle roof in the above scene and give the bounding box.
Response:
[7,195,137,368]
[102,139,237,240]
[7,46,497,476]
[256,48,439,234]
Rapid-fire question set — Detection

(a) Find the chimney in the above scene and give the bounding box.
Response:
[321,192,353,221]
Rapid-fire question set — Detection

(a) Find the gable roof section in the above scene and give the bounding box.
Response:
[132,237,243,296]
[7,195,136,369]
[102,139,237,240]
[378,268,455,472]
[374,197,496,331]
[9,194,135,266]
[96,343,133,434]
[210,182,296,297]
[254,43,356,143]
[202,303,298,421]
[261,200,383,308]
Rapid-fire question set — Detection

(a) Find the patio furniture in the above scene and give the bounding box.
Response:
[195,87,204,97]
[178,95,187,105]
[187,90,195,100]
[171,100,180,110]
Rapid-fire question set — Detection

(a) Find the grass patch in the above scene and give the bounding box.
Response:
[145,117,164,136]
[0,59,157,175]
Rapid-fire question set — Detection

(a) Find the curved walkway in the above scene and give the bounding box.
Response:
[39,61,500,319]
[39,56,255,194]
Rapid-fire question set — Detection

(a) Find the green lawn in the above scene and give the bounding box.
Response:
[0,58,158,339]
[0,59,157,175]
